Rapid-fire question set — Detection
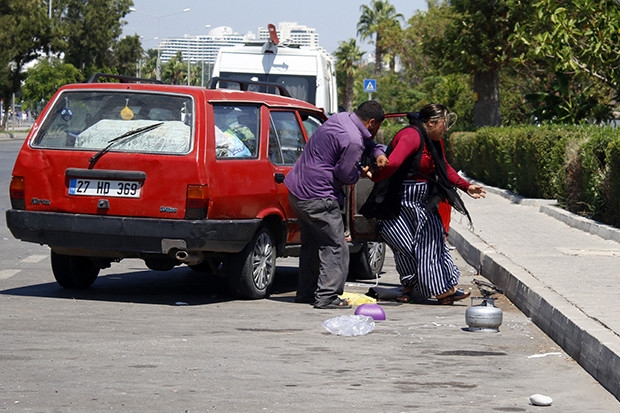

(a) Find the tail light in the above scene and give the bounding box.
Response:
[9,176,26,210]
[185,184,209,219]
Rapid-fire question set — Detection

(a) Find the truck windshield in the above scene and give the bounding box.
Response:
[32,91,194,154]
[219,72,316,106]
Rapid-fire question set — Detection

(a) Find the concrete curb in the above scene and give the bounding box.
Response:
[540,203,620,243]
[0,129,29,141]
[473,179,620,244]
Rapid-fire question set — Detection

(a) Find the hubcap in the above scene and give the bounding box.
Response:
[251,232,275,290]
[367,242,386,273]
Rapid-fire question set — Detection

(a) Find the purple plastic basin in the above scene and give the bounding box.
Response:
[355,303,386,321]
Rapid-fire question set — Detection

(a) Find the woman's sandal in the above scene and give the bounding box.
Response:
[437,288,471,305]
[396,288,415,303]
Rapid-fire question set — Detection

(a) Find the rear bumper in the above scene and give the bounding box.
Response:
[6,210,261,256]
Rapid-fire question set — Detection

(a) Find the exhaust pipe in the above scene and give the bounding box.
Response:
[175,250,189,260]
[174,250,203,266]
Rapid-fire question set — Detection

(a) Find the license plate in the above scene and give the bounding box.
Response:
[69,178,142,198]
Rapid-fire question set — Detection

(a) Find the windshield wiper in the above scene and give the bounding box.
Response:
[88,122,164,169]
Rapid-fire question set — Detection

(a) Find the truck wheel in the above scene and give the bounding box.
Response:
[51,251,100,289]
[226,226,276,299]
[348,242,386,280]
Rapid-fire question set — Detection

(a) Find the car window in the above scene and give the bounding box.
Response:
[268,111,305,166]
[268,123,283,165]
[213,104,259,159]
[301,113,323,138]
[32,91,193,154]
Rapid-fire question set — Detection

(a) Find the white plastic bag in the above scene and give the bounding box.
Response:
[322,315,375,336]
[215,127,251,158]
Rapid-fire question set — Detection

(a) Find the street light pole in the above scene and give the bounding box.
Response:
[129,7,190,81]
[47,1,53,61]
[201,25,210,87]
[201,60,204,87]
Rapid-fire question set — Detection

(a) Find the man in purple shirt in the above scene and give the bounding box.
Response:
[285,101,387,309]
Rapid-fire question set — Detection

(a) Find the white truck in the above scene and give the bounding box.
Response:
[210,24,338,114]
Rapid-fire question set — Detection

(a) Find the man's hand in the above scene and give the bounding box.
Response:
[375,154,389,168]
[361,165,373,179]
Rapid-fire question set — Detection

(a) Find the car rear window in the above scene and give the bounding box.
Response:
[32,91,194,154]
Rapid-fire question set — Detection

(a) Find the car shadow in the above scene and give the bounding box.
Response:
[0,264,300,306]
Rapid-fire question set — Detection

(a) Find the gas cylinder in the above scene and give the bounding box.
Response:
[465,297,503,332]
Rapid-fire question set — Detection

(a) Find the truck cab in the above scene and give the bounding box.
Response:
[210,25,338,115]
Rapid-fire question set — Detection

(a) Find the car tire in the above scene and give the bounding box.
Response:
[50,251,100,289]
[226,225,276,299]
[348,241,386,280]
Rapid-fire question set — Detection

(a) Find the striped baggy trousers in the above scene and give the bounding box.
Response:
[379,181,460,298]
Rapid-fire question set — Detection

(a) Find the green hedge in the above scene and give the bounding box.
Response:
[447,125,620,227]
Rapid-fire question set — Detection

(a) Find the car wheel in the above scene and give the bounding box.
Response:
[50,251,100,289]
[226,226,276,299]
[348,241,386,280]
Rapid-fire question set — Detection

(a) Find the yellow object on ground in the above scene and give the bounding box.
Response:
[340,292,376,306]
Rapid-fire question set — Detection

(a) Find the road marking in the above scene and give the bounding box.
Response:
[0,270,20,280]
[20,255,48,263]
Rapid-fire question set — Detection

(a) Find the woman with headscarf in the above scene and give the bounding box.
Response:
[371,103,486,304]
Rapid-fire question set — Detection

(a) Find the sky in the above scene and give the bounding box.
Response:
[123,0,429,55]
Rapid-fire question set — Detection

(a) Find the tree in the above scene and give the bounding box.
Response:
[113,34,144,77]
[334,39,365,112]
[424,0,532,126]
[21,59,83,111]
[52,0,134,75]
[399,1,454,87]
[357,0,404,74]
[138,49,159,80]
[523,72,614,124]
[0,0,50,129]
[368,1,472,126]
[513,0,620,101]
[162,52,187,85]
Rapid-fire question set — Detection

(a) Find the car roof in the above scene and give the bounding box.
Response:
[56,82,325,113]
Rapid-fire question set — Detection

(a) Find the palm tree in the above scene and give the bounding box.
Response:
[162,52,186,85]
[334,39,365,112]
[357,0,404,74]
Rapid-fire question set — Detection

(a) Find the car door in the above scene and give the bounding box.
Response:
[267,110,311,245]
[208,103,278,219]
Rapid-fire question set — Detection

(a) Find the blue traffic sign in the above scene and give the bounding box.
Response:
[364,79,377,93]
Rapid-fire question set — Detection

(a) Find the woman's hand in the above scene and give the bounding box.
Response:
[375,154,389,168]
[467,184,486,199]
[360,154,389,179]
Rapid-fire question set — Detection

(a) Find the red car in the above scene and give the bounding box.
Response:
[6,74,385,299]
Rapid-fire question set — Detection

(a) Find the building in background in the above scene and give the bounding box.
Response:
[158,22,322,65]
[257,22,319,48]
[159,26,252,65]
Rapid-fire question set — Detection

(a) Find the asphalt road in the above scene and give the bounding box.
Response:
[1,138,619,412]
